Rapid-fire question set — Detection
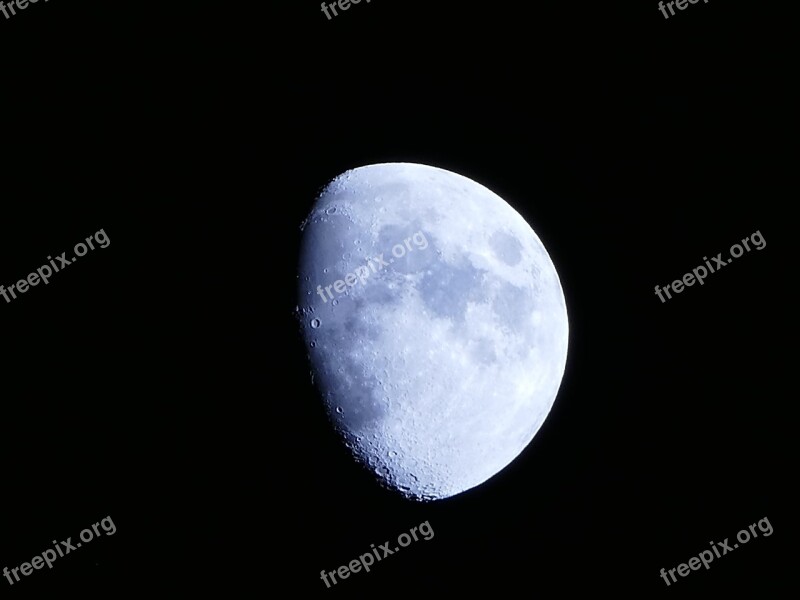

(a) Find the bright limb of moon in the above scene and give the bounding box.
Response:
[297,163,569,501]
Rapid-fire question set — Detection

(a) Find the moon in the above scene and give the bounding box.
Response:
[297,163,568,501]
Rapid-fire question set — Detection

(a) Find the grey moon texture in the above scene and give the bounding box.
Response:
[297,163,569,501]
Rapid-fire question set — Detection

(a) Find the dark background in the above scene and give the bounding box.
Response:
[0,0,789,596]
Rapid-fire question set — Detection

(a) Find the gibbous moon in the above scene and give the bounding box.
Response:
[297,163,568,501]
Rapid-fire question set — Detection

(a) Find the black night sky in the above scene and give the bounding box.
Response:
[0,0,789,596]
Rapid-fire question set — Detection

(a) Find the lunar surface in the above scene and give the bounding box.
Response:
[297,163,568,501]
